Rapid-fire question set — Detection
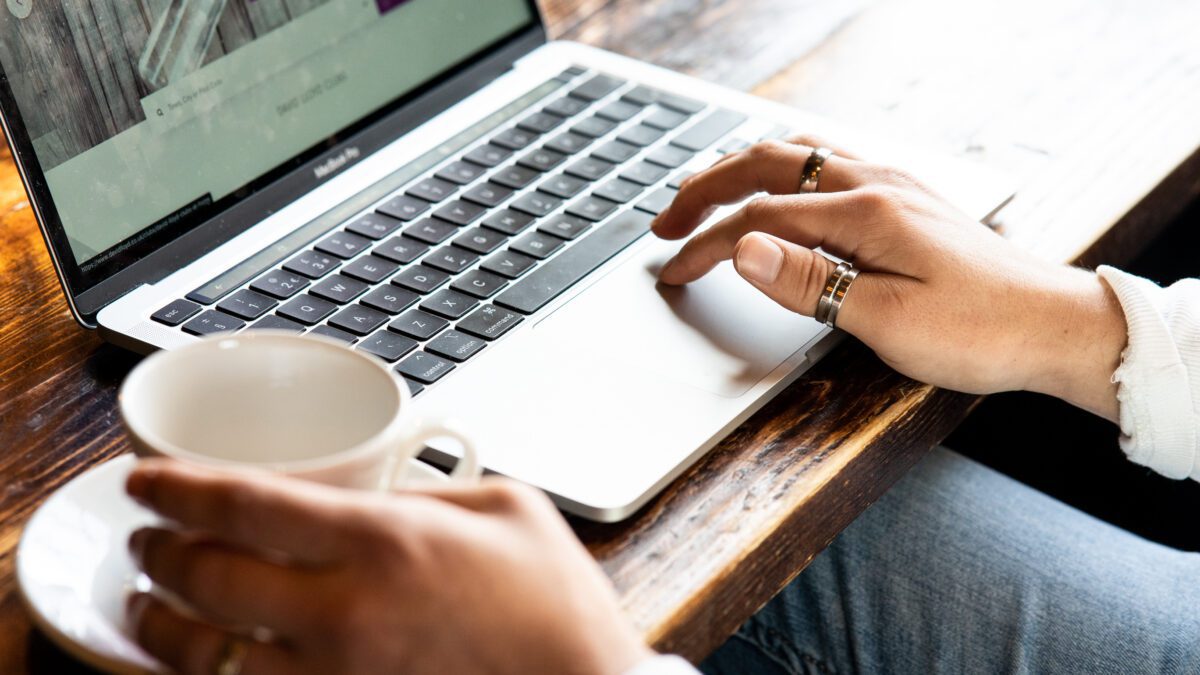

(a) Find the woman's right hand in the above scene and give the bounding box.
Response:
[653,138,1126,420]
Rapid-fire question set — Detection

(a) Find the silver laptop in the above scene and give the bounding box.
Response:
[0,1,1010,521]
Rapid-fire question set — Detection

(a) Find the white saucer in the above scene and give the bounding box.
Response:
[17,454,450,674]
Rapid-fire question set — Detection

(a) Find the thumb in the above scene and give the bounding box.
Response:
[734,233,880,336]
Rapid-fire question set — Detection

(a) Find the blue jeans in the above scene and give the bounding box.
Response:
[701,448,1200,674]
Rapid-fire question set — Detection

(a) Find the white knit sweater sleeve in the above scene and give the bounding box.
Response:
[1097,266,1200,481]
[623,655,701,675]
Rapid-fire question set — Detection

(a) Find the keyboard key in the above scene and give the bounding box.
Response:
[309,324,358,345]
[669,171,695,189]
[544,96,589,117]
[517,112,565,134]
[358,331,419,363]
[539,214,593,240]
[311,275,368,304]
[565,157,616,181]
[646,145,694,169]
[403,378,425,397]
[718,138,751,154]
[433,200,485,226]
[462,182,513,208]
[510,232,565,260]
[643,108,689,131]
[566,195,619,222]
[423,247,479,274]
[597,100,641,122]
[545,132,592,155]
[250,270,309,299]
[482,251,537,279]
[657,92,706,115]
[457,305,523,341]
[592,141,640,164]
[426,331,487,363]
[329,305,389,336]
[341,255,400,284]
[511,192,562,218]
[492,127,537,151]
[392,265,450,294]
[671,109,748,152]
[361,286,420,315]
[594,179,645,204]
[152,299,201,326]
[435,161,486,186]
[278,294,338,325]
[407,178,457,203]
[284,251,339,279]
[571,116,618,139]
[491,164,540,190]
[217,289,277,320]
[569,74,625,101]
[396,352,456,385]
[482,209,535,236]
[453,227,508,255]
[620,161,670,186]
[451,270,509,299]
[618,124,665,147]
[495,210,652,315]
[636,188,678,216]
[182,311,245,337]
[517,148,567,173]
[316,231,372,259]
[346,213,402,240]
[377,194,431,221]
[621,86,659,107]
[420,289,479,320]
[390,309,449,340]
[463,144,513,168]
[250,315,305,333]
[538,174,588,199]
[374,236,429,265]
[404,218,459,245]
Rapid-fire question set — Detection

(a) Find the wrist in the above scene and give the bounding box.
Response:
[1022,267,1126,420]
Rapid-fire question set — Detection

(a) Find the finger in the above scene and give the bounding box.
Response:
[658,193,862,286]
[131,527,323,634]
[127,459,359,564]
[731,233,901,337]
[652,140,866,240]
[786,133,865,161]
[129,593,296,675]
[398,476,549,515]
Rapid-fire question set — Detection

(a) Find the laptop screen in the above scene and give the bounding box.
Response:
[0,0,535,288]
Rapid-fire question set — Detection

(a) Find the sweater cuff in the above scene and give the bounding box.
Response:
[623,655,701,675]
[1096,266,1197,479]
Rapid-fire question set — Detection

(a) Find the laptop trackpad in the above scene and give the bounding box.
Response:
[533,240,824,398]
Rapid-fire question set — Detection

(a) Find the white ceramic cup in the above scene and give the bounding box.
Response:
[118,332,480,489]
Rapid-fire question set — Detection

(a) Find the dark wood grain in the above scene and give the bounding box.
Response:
[2,0,1200,671]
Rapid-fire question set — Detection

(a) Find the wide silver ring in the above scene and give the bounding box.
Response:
[825,267,859,328]
[815,261,851,325]
[799,147,834,193]
[215,637,248,675]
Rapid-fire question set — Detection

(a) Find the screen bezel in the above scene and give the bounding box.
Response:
[0,0,545,326]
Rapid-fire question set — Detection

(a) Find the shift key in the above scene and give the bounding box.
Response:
[494,209,652,315]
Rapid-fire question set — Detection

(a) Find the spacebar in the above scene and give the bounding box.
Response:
[495,210,654,314]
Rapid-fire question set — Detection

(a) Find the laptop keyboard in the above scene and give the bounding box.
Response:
[151,68,752,396]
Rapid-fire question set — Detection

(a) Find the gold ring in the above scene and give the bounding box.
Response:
[799,147,834,193]
[215,637,248,675]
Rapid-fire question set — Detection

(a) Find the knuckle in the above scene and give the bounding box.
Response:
[482,479,543,513]
[746,139,785,161]
[855,185,905,214]
[743,196,777,220]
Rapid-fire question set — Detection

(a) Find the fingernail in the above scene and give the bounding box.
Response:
[125,466,155,506]
[126,592,152,622]
[736,235,784,284]
[128,528,151,566]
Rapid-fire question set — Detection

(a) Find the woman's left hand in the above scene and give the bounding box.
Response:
[124,459,651,675]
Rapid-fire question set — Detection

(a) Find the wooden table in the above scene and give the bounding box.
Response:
[3,0,1200,670]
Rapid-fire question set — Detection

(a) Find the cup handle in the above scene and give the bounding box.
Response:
[384,420,481,489]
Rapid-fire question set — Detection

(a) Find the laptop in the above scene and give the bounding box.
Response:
[0,1,1011,521]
